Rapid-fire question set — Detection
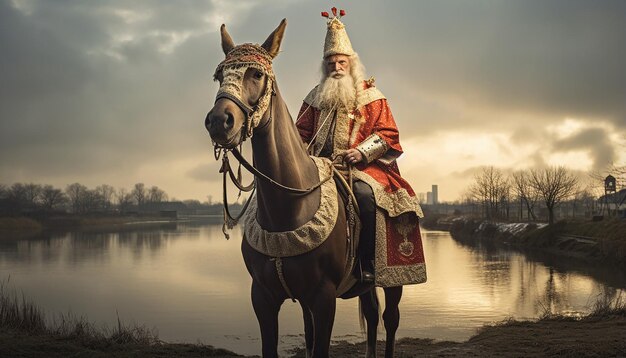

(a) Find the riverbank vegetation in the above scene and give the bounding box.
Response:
[446,217,626,266]
[0,280,241,357]
[0,181,244,238]
[2,278,624,357]
[0,181,235,219]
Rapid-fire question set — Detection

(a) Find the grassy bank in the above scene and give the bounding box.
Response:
[0,217,43,231]
[2,278,624,357]
[0,215,178,241]
[0,281,241,357]
[289,295,626,357]
[517,218,626,265]
[449,217,626,266]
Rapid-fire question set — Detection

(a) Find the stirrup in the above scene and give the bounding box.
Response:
[359,260,375,283]
[361,270,375,283]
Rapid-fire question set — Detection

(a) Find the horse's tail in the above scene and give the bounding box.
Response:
[358,288,381,333]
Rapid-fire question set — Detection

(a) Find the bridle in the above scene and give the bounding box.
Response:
[210,44,333,238]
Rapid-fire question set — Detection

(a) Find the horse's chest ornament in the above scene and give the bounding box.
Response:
[242,157,338,257]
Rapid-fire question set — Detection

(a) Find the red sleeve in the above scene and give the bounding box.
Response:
[295,102,316,143]
[363,99,403,156]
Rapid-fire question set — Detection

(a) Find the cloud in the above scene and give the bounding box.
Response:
[345,1,626,142]
[552,127,616,171]
[186,162,222,182]
[1,0,625,202]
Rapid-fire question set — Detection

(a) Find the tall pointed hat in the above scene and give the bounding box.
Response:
[321,7,354,58]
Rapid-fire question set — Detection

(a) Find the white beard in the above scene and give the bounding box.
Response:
[312,74,356,110]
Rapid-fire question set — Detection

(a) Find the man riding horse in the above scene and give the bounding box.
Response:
[206,11,427,357]
[296,9,426,286]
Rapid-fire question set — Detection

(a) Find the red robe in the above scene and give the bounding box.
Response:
[295,81,426,287]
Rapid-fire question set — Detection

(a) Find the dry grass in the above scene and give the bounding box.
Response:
[589,290,625,317]
[571,218,626,264]
[0,279,160,347]
[0,280,47,333]
[0,217,42,231]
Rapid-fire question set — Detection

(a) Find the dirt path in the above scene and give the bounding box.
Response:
[289,313,626,357]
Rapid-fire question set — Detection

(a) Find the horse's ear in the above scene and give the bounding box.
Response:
[220,24,235,55]
[261,18,287,59]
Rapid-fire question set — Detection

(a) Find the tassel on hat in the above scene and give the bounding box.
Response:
[321,7,354,58]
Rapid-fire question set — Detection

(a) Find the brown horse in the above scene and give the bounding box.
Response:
[205,19,403,358]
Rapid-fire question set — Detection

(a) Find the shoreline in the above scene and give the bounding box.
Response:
[2,307,624,357]
[0,215,224,241]
[422,216,626,267]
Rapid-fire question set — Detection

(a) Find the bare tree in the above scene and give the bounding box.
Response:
[132,183,147,206]
[148,186,168,203]
[41,185,67,211]
[66,183,87,213]
[23,183,42,209]
[511,170,539,221]
[7,183,28,212]
[529,166,579,225]
[116,188,133,213]
[96,184,115,211]
[82,189,104,212]
[468,166,510,220]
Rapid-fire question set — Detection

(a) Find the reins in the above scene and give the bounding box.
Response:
[211,44,351,239]
[214,85,335,238]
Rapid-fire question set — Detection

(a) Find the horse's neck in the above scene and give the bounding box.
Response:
[252,90,322,232]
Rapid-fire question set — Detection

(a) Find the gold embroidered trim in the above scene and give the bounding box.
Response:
[356,86,385,109]
[215,44,275,137]
[243,157,338,257]
[332,107,351,156]
[218,67,246,100]
[374,209,427,287]
[348,112,365,146]
[304,84,387,153]
[352,170,424,218]
[310,108,334,156]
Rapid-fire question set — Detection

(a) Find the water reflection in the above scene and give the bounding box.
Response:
[0,224,624,356]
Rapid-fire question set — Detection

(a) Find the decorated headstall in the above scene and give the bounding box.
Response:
[213,43,275,141]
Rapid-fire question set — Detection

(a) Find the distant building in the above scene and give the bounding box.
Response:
[432,185,439,205]
[598,188,626,217]
[417,192,427,204]
[427,192,433,205]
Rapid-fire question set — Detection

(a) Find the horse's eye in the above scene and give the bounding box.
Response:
[254,71,264,80]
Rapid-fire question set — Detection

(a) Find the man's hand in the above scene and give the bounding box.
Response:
[344,148,363,165]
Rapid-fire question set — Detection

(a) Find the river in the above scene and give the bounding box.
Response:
[0,220,624,356]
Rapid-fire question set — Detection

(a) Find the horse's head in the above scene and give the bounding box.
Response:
[205,19,286,149]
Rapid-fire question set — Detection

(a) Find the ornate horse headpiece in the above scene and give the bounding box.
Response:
[213,43,275,140]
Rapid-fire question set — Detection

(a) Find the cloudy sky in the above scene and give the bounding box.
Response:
[1,0,625,202]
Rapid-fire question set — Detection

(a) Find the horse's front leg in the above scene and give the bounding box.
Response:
[382,286,403,358]
[307,281,336,358]
[359,289,380,358]
[299,301,314,358]
[251,281,283,358]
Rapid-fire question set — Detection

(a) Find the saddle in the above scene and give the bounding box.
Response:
[242,157,372,299]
